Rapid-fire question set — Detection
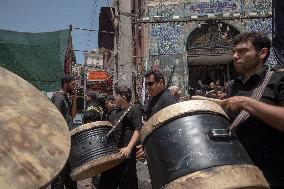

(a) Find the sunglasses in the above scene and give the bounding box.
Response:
[146,81,155,87]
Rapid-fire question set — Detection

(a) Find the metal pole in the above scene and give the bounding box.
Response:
[83,58,87,111]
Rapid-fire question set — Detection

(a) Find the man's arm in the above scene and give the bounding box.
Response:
[223,96,284,132]
[120,106,143,158]
[119,129,140,159]
[70,92,77,119]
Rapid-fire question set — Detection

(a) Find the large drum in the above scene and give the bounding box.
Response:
[0,67,70,189]
[141,100,269,189]
[69,121,123,181]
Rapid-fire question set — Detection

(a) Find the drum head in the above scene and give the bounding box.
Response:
[0,67,70,189]
[140,100,228,143]
[71,153,123,181]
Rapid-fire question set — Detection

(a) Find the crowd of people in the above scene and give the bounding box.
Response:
[50,31,284,189]
[194,79,228,100]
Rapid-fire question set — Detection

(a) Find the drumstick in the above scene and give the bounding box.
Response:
[191,95,225,106]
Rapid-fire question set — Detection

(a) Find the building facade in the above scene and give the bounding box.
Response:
[143,0,274,93]
[83,50,104,68]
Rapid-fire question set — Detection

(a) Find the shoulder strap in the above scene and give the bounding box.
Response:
[229,70,274,132]
[103,106,132,140]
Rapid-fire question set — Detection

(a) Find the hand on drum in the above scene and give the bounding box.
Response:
[136,145,145,160]
[222,96,254,112]
[119,146,132,159]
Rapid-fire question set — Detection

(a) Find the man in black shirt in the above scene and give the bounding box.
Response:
[136,69,177,159]
[144,70,177,119]
[51,75,78,189]
[223,32,284,188]
[98,86,142,189]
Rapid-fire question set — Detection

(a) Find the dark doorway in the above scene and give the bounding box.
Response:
[188,64,227,89]
[186,21,240,91]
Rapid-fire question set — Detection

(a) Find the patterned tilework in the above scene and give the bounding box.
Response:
[148,0,272,56]
[148,0,275,90]
[149,23,184,55]
[149,4,183,19]
[243,0,272,16]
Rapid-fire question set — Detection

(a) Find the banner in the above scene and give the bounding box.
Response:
[87,70,108,81]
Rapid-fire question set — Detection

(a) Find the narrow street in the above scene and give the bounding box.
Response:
[46,161,151,189]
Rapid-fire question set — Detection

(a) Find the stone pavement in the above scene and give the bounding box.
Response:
[46,160,152,189]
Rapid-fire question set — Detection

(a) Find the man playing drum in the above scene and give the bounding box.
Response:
[98,86,142,189]
[136,70,177,159]
[223,31,284,188]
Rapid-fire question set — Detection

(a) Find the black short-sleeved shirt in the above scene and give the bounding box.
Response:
[227,67,284,186]
[145,89,177,121]
[51,91,73,129]
[108,105,143,151]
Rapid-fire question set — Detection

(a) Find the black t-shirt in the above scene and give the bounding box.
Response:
[51,91,73,129]
[227,67,284,186]
[108,105,143,151]
[145,89,177,121]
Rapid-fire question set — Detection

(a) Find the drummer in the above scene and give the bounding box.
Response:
[51,75,78,189]
[223,31,284,188]
[136,69,177,159]
[98,86,143,189]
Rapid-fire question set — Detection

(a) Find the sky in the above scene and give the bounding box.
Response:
[0,0,111,63]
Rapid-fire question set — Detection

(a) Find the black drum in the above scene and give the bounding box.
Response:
[69,121,123,181]
[141,100,269,189]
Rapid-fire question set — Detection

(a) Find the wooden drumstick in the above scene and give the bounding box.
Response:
[191,95,225,106]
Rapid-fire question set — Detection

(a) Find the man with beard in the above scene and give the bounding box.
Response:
[51,75,78,189]
[223,32,284,188]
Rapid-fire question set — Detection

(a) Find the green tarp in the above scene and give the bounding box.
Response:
[0,29,71,91]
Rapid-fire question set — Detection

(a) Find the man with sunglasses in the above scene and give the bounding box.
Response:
[136,69,177,159]
[144,70,178,119]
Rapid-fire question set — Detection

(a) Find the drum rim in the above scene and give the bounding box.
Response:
[163,164,269,189]
[140,100,228,143]
[70,121,113,136]
[70,153,123,181]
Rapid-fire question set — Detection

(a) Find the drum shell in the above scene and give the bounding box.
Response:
[143,113,252,189]
[69,122,118,171]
